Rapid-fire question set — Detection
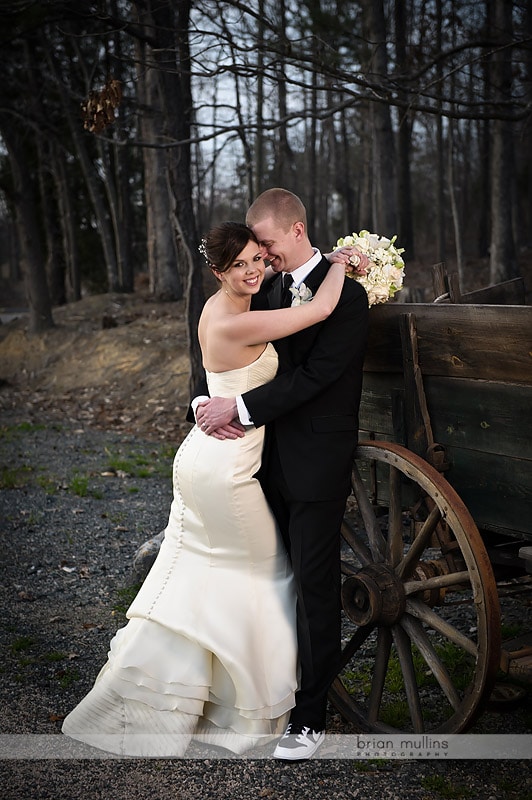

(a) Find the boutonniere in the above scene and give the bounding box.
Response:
[289,282,313,305]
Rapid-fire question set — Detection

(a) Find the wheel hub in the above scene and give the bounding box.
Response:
[341,563,406,626]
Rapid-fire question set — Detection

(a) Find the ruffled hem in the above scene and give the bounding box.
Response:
[62,676,290,757]
[62,616,296,757]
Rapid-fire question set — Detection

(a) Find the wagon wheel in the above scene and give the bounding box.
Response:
[329,440,501,734]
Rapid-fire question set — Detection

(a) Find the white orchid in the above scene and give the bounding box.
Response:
[289,282,313,305]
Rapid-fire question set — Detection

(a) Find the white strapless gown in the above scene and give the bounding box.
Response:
[62,344,297,756]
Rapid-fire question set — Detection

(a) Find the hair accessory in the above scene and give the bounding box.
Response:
[198,238,208,261]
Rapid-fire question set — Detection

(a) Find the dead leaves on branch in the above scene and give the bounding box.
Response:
[81,77,122,134]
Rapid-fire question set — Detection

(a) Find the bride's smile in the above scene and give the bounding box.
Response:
[216,239,266,299]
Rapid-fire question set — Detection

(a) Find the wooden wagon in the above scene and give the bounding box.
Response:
[330,271,532,734]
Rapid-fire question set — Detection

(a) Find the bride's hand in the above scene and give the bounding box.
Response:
[196,397,246,438]
[325,246,369,276]
[209,422,246,440]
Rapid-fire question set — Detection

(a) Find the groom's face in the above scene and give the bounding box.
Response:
[250,216,300,274]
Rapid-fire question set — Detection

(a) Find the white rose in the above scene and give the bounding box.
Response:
[367,284,391,306]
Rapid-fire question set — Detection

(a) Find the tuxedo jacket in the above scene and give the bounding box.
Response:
[245,257,369,503]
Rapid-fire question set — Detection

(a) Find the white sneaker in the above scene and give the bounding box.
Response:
[273,723,325,760]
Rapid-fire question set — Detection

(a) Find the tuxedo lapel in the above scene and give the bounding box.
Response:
[303,258,329,295]
[267,274,283,309]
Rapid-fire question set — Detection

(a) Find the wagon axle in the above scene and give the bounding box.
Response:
[342,557,452,628]
[341,563,405,626]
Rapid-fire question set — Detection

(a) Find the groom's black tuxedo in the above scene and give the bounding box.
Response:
[245,257,369,502]
[244,256,369,731]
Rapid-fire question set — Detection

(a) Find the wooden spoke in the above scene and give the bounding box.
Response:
[386,465,403,567]
[351,462,386,562]
[404,570,471,596]
[336,624,374,674]
[401,614,461,710]
[368,628,393,723]
[396,504,441,580]
[341,518,372,567]
[392,624,424,733]
[405,599,478,657]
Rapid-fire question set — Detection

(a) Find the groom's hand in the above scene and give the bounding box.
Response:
[196,397,246,439]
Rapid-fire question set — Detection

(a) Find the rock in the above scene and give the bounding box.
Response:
[132,530,164,581]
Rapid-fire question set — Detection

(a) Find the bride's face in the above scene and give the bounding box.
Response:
[217,240,266,297]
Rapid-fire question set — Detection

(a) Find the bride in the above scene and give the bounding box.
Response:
[62,221,345,757]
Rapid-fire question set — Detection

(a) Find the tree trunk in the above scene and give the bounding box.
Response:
[448,121,464,283]
[135,7,181,300]
[53,141,81,302]
[111,5,134,292]
[435,0,446,262]
[254,0,266,196]
[38,138,65,306]
[489,0,518,283]
[1,120,54,332]
[358,103,373,230]
[394,0,414,256]
[364,0,396,234]
[339,101,355,233]
[307,65,319,235]
[274,0,296,192]
[49,41,121,292]
[146,0,203,393]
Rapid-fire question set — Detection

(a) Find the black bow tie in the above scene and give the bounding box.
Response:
[281,274,294,307]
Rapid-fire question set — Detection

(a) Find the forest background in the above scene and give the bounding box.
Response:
[0,0,530,394]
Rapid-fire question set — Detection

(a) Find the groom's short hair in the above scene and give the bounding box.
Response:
[247,188,307,232]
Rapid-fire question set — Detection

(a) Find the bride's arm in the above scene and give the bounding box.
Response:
[220,262,345,346]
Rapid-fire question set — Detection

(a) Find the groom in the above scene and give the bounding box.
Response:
[196,188,369,759]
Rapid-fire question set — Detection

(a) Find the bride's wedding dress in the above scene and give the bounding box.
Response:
[62,343,297,756]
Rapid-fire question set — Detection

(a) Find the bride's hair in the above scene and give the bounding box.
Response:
[200,222,259,273]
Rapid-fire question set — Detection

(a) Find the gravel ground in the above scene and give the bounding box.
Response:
[1,409,531,800]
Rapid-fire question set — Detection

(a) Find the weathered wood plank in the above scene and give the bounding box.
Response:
[426,378,532,460]
[443,448,532,539]
[460,278,526,305]
[364,304,532,383]
[360,374,532,461]
[359,373,402,438]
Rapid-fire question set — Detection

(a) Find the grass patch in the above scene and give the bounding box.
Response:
[112,583,142,619]
[104,446,173,479]
[9,636,78,688]
[340,637,475,729]
[500,621,527,640]
[353,759,391,772]
[0,422,47,440]
[42,650,68,663]
[56,667,80,689]
[10,636,35,654]
[0,464,33,489]
[68,472,89,497]
[37,473,58,494]
[420,775,474,799]
[68,471,102,499]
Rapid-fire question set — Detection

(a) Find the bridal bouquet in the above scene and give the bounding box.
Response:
[334,230,405,306]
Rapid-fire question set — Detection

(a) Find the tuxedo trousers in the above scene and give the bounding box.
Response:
[260,439,347,731]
